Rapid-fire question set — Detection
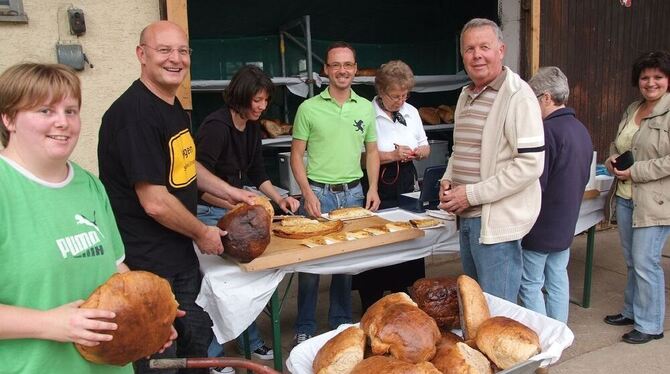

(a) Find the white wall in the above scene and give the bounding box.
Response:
[0,1,159,173]
[499,0,521,72]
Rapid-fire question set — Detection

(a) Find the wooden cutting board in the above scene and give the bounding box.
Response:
[230,215,424,271]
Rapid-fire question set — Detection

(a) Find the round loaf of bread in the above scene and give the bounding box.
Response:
[350,356,442,374]
[218,204,271,262]
[361,292,416,338]
[75,271,178,365]
[475,316,541,369]
[312,326,365,374]
[410,277,460,329]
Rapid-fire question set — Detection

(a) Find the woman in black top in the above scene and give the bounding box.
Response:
[195,65,299,364]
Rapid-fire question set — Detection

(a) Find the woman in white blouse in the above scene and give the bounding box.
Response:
[353,60,430,311]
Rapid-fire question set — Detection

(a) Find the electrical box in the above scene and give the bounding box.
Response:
[68,8,86,36]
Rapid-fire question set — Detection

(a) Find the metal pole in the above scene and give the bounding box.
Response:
[270,289,282,371]
[304,15,314,98]
[279,31,289,123]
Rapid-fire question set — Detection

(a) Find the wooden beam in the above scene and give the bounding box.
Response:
[530,0,541,75]
[165,0,192,110]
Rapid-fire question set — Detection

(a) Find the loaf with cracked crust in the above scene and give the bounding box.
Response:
[218,204,271,262]
[75,271,178,365]
[410,277,460,330]
[361,292,440,364]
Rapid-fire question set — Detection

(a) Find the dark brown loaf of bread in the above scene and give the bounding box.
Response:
[75,271,178,365]
[217,204,271,262]
[410,277,460,329]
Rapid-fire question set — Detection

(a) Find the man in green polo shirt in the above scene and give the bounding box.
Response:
[290,41,380,345]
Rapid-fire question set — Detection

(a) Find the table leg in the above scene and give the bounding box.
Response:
[270,289,282,371]
[570,225,596,308]
[582,225,596,308]
[241,330,251,374]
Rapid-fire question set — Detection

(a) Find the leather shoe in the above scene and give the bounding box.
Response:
[622,329,664,344]
[603,313,634,326]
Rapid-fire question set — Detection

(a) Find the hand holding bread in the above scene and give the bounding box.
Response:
[75,271,179,366]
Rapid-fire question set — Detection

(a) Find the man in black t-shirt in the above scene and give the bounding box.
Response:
[98,21,256,374]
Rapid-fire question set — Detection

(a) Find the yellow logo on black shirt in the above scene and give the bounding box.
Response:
[169,129,196,188]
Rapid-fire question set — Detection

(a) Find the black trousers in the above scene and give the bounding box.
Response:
[354,162,425,312]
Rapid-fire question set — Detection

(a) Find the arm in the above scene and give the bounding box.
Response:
[291,139,321,217]
[0,303,117,346]
[200,192,237,210]
[379,144,416,164]
[414,144,431,160]
[258,180,300,213]
[465,94,545,206]
[117,262,130,273]
[196,162,256,205]
[135,182,224,255]
[365,142,381,211]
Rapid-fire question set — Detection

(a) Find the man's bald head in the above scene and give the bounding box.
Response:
[136,20,190,102]
[139,20,187,46]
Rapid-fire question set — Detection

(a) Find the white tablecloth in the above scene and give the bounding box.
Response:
[574,191,607,234]
[196,209,459,344]
[196,193,606,345]
[286,293,575,373]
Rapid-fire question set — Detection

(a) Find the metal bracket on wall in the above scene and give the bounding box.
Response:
[56,42,93,71]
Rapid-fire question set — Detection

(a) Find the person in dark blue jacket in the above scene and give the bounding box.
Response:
[519,66,593,322]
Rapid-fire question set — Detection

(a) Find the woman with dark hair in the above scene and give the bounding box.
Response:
[603,50,670,344]
[195,65,299,371]
[352,60,430,312]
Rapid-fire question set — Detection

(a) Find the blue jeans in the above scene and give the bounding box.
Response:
[197,204,267,355]
[616,197,670,335]
[294,182,365,335]
[519,248,570,322]
[459,216,523,303]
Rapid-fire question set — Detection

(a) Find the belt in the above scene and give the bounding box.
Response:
[308,178,360,192]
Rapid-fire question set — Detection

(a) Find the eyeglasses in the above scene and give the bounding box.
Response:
[141,44,193,56]
[384,91,410,102]
[536,92,545,99]
[326,62,356,70]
